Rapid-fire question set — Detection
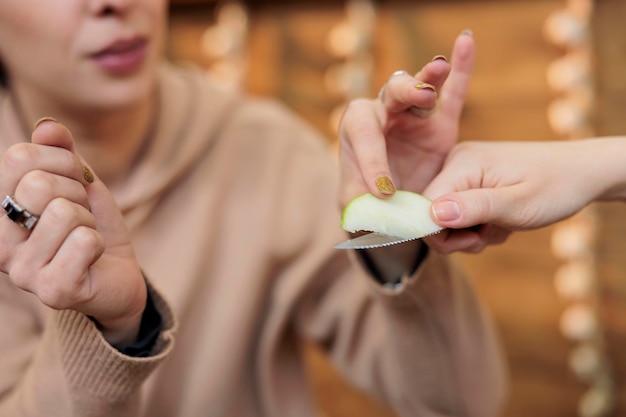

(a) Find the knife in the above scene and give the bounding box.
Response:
[334,232,419,250]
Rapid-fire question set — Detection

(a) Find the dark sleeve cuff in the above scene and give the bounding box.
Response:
[117,286,163,357]
[357,241,430,287]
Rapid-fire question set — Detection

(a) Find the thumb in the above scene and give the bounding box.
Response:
[31,117,75,152]
[32,118,128,242]
[431,187,519,230]
[31,118,96,187]
[85,178,131,246]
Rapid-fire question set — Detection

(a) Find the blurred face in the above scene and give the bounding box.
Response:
[0,0,168,110]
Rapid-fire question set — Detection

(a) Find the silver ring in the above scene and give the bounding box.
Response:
[2,195,39,230]
[378,70,409,101]
[391,70,409,77]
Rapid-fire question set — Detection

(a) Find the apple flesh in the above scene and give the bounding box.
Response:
[341,191,444,239]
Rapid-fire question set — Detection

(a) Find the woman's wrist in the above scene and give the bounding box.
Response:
[96,306,145,348]
[588,137,626,202]
[115,286,163,357]
[94,279,148,348]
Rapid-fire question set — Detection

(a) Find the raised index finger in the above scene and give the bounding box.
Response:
[338,98,395,203]
[437,30,476,122]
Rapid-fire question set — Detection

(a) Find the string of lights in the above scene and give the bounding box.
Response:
[544,1,617,416]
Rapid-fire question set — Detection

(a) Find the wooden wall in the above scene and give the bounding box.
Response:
[167,1,626,416]
[592,1,626,416]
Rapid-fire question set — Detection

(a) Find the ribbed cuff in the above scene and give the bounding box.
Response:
[53,283,176,401]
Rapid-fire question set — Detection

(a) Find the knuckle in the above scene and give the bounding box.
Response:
[37,271,87,310]
[346,97,373,111]
[342,99,375,121]
[8,267,34,292]
[339,99,381,141]
[3,143,36,170]
[70,226,101,250]
[20,170,55,196]
[37,283,68,308]
[46,198,80,224]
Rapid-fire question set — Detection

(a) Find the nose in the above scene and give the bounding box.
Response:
[88,0,136,16]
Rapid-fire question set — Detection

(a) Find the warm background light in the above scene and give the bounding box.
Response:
[167,1,626,416]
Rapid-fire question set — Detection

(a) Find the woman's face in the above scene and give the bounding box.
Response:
[0,0,168,110]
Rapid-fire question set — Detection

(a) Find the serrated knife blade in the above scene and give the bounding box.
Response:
[334,232,415,250]
[334,229,443,250]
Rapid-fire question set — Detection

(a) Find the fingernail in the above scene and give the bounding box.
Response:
[34,117,57,129]
[431,55,448,63]
[415,82,436,92]
[462,29,473,37]
[83,165,95,183]
[432,200,461,221]
[375,176,395,195]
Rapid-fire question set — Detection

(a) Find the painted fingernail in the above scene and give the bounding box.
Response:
[432,200,461,222]
[462,29,473,37]
[83,165,95,183]
[415,82,436,92]
[431,55,448,62]
[376,176,395,195]
[34,117,57,129]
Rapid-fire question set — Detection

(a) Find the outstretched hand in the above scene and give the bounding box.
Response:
[0,120,146,346]
[338,30,475,207]
[422,138,626,253]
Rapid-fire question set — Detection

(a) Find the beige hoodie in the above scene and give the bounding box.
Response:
[0,64,507,417]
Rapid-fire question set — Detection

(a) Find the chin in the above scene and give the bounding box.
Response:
[84,68,158,110]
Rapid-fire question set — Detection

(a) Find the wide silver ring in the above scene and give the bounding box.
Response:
[2,195,39,230]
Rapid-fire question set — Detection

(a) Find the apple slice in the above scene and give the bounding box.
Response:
[341,190,444,239]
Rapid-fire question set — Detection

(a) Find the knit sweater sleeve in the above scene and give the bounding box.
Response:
[0,278,176,417]
[292,235,508,417]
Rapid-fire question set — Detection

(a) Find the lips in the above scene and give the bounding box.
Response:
[91,36,148,74]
